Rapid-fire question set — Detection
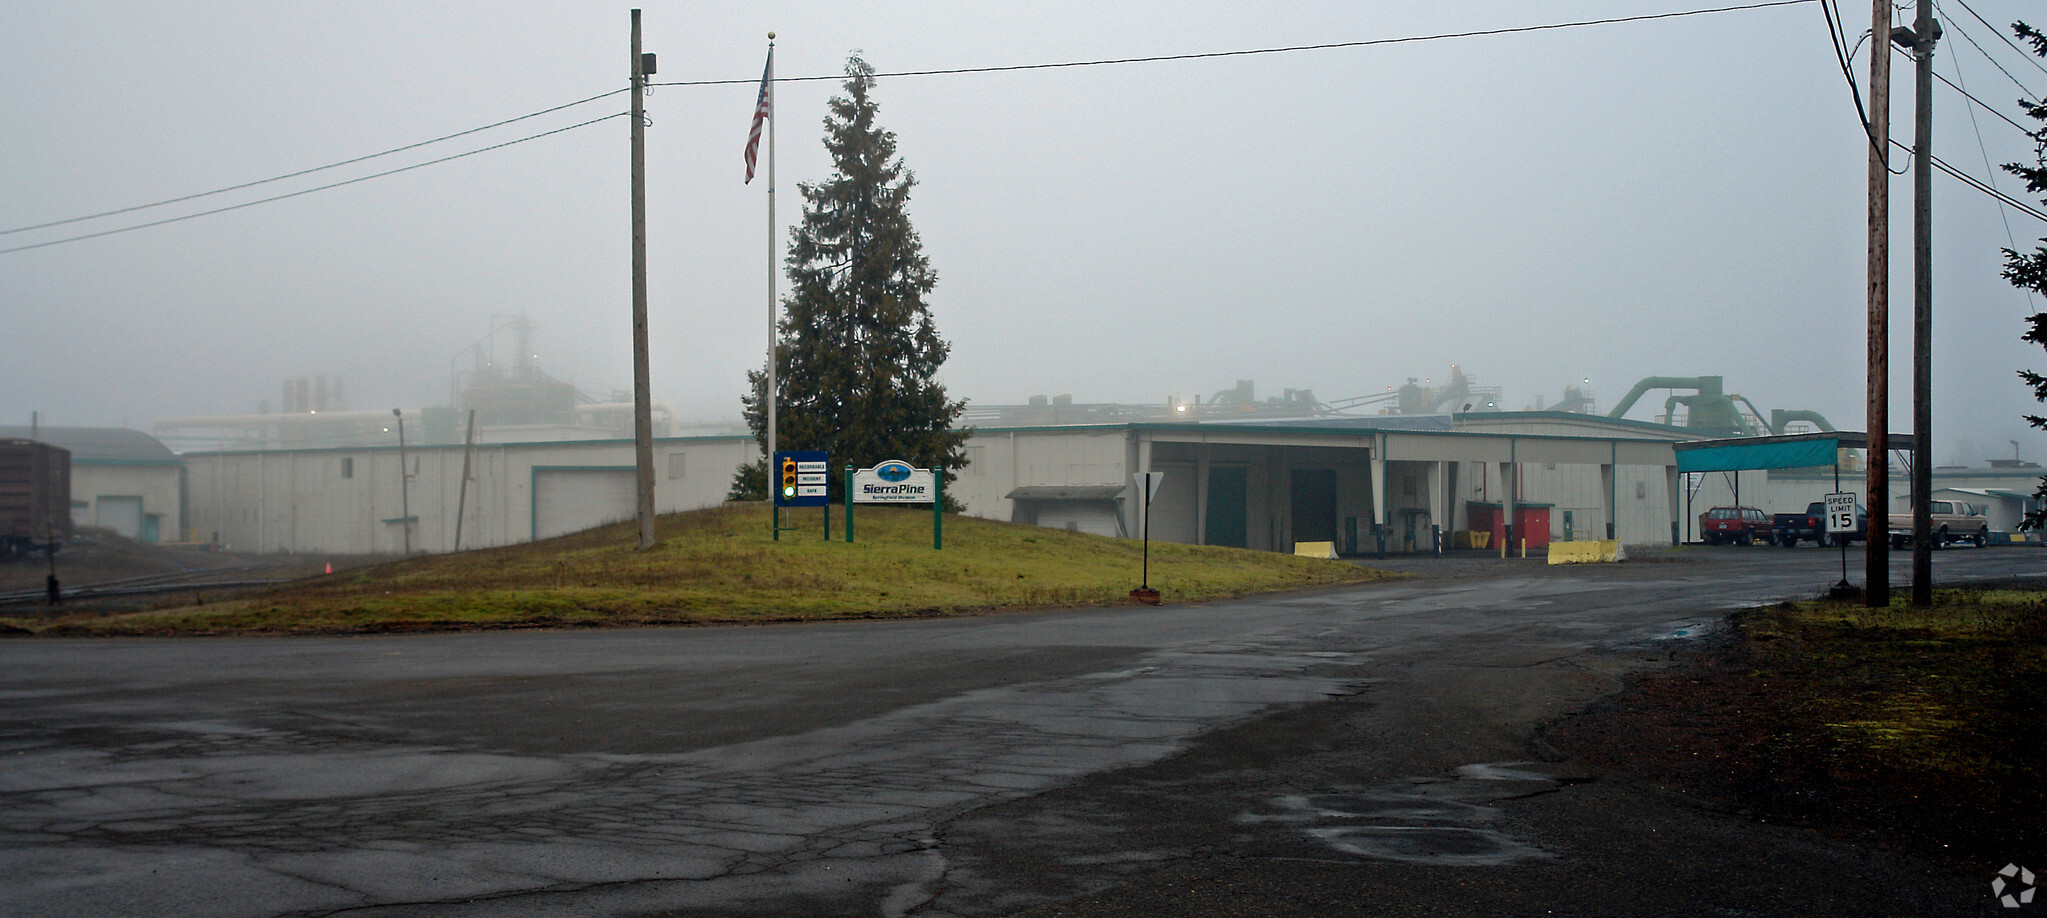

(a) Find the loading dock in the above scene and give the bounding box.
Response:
[954,416,1685,553]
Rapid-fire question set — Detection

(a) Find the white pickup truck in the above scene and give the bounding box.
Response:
[1886,499,1990,549]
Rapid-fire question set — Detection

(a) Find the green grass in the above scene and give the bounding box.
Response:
[1741,589,2047,794]
[6,503,1395,635]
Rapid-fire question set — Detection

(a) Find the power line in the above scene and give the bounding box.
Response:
[1823,0,1909,174]
[1942,0,2047,79]
[0,88,629,238]
[1932,2,2041,102]
[3,1,1820,256]
[1934,154,2047,223]
[1945,42,2039,309]
[1931,66,2036,134]
[0,113,626,257]
[1891,136,2047,223]
[651,0,1817,89]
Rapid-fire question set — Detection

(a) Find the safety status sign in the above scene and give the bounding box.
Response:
[774,451,830,507]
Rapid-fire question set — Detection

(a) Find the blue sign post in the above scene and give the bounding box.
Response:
[772,450,829,541]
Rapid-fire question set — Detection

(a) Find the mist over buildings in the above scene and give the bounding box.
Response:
[4,1,2044,466]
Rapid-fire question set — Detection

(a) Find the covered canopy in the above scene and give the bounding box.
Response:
[1672,431,1916,474]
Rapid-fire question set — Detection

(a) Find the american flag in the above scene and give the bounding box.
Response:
[744,49,772,184]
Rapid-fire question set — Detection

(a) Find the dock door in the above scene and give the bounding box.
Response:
[1289,468,1338,547]
[1204,466,1247,548]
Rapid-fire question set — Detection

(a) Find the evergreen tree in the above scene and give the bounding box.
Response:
[2003,23,2047,529]
[730,54,968,502]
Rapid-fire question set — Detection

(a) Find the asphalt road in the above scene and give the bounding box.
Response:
[1,547,2039,917]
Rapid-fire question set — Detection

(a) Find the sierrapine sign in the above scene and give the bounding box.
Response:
[851,460,935,503]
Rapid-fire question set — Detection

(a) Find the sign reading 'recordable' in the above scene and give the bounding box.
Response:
[851,460,936,503]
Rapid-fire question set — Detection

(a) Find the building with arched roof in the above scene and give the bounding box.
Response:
[0,427,182,542]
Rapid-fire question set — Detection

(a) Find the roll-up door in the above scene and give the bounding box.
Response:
[95,496,144,540]
[533,468,637,540]
[1034,502,1121,538]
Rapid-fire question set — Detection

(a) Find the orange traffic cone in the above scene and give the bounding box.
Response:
[325,562,333,574]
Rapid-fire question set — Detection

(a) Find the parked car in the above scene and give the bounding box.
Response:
[1773,501,1867,548]
[1699,506,1771,545]
[1887,500,1990,549]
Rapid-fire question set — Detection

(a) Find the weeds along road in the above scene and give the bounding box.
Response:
[1,548,2039,917]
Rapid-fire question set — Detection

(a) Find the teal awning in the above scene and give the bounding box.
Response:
[1676,438,1837,473]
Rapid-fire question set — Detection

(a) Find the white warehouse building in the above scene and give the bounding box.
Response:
[183,435,757,554]
[178,411,1707,556]
[951,414,1689,552]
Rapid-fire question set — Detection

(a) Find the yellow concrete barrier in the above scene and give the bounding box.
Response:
[1547,539,1625,564]
[1293,541,1337,559]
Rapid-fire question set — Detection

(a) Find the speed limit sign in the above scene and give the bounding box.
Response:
[1824,492,1858,533]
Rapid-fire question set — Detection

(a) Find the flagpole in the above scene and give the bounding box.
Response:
[764,34,778,494]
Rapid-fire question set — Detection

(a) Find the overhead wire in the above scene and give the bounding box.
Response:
[1929,62,2037,134]
[0,88,629,238]
[1943,0,2047,79]
[1821,0,1910,174]
[1891,136,2047,223]
[1,0,1822,256]
[1941,29,2040,309]
[1933,3,2042,102]
[649,0,1817,88]
[0,113,628,257]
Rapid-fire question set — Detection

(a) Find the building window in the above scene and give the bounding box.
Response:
[342,458,354,479]
[668,453,686,480]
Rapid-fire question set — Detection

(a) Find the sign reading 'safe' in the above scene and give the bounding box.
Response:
[852,460,935,503]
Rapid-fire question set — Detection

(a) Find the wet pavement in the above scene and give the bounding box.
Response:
[1,546,2039,916]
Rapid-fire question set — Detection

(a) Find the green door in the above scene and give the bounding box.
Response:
[1205,467,1247,548]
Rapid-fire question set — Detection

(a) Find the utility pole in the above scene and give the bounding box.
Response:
[453,408,476,552]
[1864,0,1893,608]
[1905,3,1940,607]
[629,9,657,550]
[393,408,411,555]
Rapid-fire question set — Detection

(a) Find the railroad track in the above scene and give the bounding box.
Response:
[0,562,296,607]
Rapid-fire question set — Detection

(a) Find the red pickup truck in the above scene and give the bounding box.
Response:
[1699,506,1771,545]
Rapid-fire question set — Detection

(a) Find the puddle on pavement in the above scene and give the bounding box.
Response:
[1650,619,1719,642]
[1242,760,1566,866]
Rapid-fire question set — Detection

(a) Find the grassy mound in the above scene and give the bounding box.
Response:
[10,503,1393,635]
[1744,591,2047,807]
[1546,587,2047,861]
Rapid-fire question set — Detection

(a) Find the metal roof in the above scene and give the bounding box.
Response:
[1199,415,1456,432]
[1004,485,1125,501]
[0,426,177,464]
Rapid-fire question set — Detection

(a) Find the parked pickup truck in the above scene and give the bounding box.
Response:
[1773,501,1867,548]
[1887,499,1990,549]
[1700,506,1772,545]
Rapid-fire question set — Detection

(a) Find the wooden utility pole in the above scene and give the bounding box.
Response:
[393,408,412,555]
[1909,2,1939,607]
[1865,0,1892,607]
[629,9,657,550]
[453,408,476,552]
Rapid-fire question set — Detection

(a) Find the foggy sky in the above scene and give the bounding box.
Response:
[4,1,2045,465]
